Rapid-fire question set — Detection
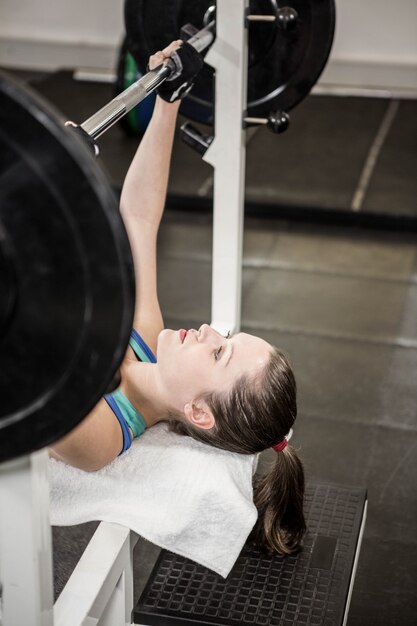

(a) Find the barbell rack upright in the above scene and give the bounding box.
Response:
[204,0,249,336]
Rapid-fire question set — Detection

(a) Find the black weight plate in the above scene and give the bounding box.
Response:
[0,73,135,462]
[124,0,335,124]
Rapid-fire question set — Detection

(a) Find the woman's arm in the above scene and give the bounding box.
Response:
[49,401,123,471]
[120,45,182,355]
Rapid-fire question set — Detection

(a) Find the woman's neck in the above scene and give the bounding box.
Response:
[120,360,173,428]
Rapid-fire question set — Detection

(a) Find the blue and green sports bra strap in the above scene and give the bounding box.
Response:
[108,389,146,438]
[129,328,157,363]
[104,328,156,455]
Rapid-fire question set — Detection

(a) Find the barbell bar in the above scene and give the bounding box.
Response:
[81,21,215,140]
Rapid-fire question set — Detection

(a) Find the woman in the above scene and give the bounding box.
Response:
[50,40,306,557]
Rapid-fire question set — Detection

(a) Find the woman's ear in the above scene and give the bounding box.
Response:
[183,400,215,430]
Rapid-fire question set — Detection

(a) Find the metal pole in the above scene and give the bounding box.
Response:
[81,23,215,140]
[203,0,248,335]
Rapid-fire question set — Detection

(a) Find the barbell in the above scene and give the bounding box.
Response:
[0,0,335,462]
[81,21,215,140]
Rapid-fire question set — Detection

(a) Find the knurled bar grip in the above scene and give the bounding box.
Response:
[81,23,215,140]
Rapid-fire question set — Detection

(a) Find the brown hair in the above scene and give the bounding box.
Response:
[167,347,306,556]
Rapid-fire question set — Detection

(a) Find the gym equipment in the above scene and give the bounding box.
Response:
[135,484,367,626]
[81,22,215,140]
[0,73,135,463]
[124,0,336,127]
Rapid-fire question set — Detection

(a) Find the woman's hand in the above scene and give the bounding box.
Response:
[148,40,183,71]
[149,39,204,103]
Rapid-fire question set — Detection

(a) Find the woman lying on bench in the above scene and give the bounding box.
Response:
[50,40,306,558]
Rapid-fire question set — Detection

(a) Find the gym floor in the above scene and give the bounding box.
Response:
[9,69,417,625]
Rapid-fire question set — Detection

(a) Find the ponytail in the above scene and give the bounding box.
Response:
[248,444,306,555]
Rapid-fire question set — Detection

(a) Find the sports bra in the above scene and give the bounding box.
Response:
[104,328,157,455]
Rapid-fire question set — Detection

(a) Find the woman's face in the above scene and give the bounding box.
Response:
[155,324,272,412]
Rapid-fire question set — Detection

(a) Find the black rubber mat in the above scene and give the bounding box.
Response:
[134,483,367,626]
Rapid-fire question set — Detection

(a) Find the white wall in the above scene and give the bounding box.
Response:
[0,0,124,45]
[0,0,416,91]
[0,0,125,71]
[319,0,417,91]
[333,0,417,65]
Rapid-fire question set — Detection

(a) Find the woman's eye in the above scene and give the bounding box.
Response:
[214,346,223,361]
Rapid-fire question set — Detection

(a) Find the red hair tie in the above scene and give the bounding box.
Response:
[272,439,288,452]
[272,428,293,452]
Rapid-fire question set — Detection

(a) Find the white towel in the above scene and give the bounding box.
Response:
[49,422,259,578]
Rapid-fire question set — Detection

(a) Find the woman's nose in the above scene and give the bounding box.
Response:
[198,323,210,339]
[198,324,218,343]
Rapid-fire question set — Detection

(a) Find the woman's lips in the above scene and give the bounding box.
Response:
[179,329,187,343]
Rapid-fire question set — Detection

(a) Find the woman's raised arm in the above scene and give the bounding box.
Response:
[120,40,203,354]
[120,81,180,354]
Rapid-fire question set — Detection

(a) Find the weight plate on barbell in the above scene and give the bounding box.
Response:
[124,0,335,124]
[0,73,135,462]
